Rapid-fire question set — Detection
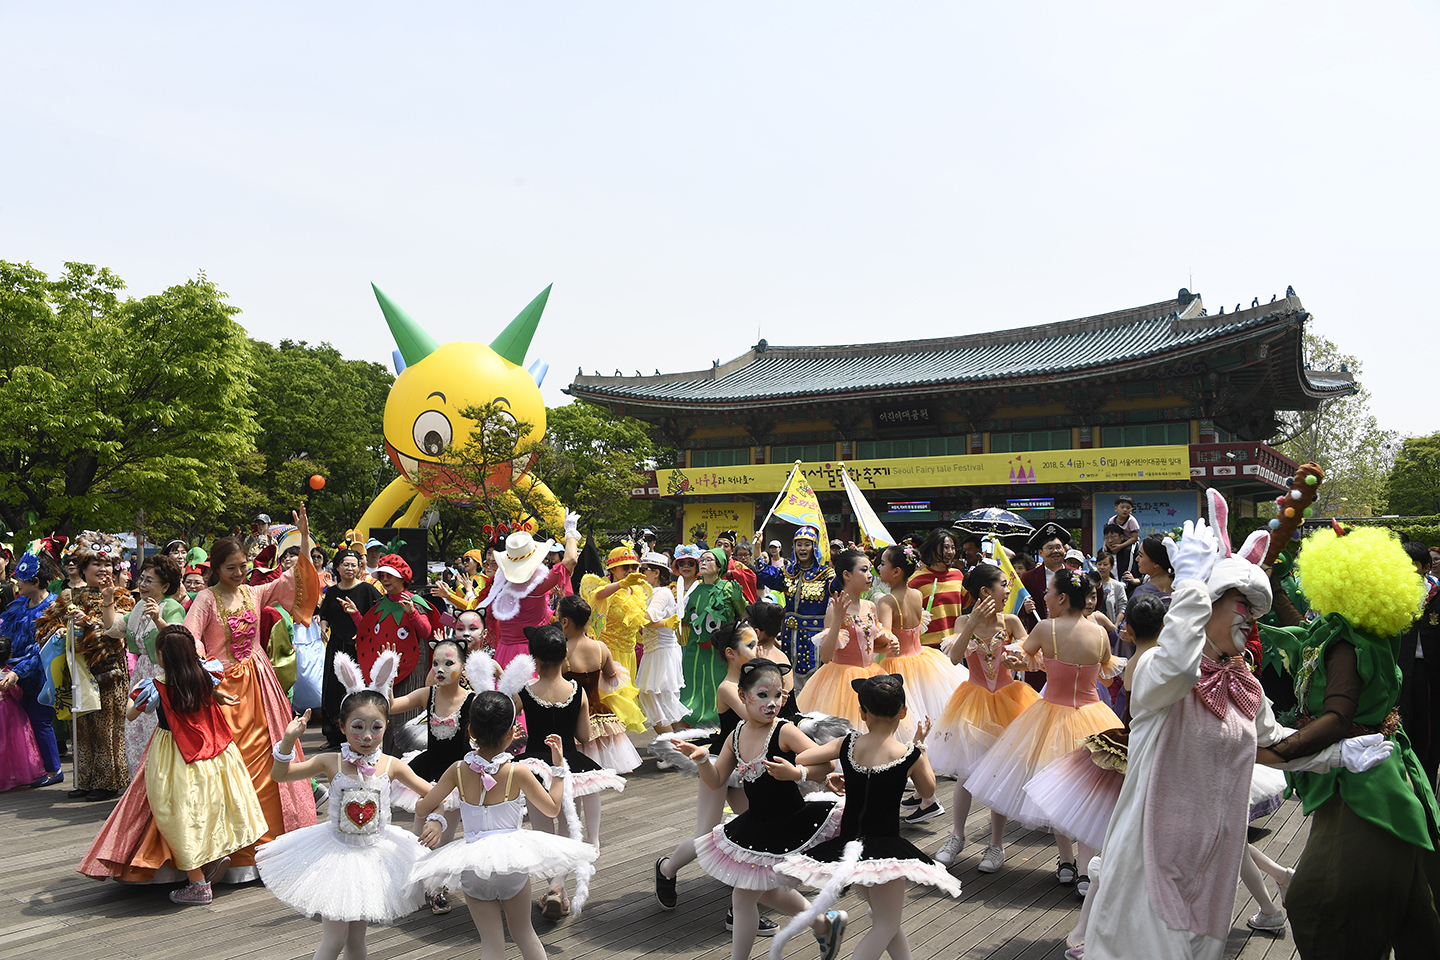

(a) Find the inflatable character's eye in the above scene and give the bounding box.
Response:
[706,614,721,634]
[413,410,453,458]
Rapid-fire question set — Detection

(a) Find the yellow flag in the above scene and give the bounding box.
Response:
[993,538,1031,617]
[772,464,831,562]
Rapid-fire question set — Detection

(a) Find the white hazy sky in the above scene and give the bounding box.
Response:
[3,3,1436,435]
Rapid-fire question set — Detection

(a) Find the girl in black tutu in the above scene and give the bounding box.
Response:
[675,658,848,960]
[514,624,624,919]
[779,674,961,960]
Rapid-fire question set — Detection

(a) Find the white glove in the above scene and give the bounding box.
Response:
[563,511,580,540]
[1169,518,1219,584]
[1340,733,1393,773]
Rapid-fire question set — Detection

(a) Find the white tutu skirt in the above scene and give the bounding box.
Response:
[255,824,427,923]
[635,641,687,727]
[777,852,962,898]
[638,689,690,728]
[927,681,1039,780]
[1022,747,1123,851]
[519,757,627,797]
[410,829,597,895]
[388,750,461,812]
[1249,763,1286,822]
[580,733,643,775]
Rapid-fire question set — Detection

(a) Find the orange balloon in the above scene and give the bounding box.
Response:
[309,474,326,490]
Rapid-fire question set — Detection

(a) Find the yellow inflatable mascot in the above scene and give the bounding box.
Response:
[354,284,564,541]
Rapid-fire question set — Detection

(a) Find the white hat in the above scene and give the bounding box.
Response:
[1064,548,1086,565]
[1205,557,1273,618]
[494,531,554,583]
[642,551,669,567]
[767,539,781,548]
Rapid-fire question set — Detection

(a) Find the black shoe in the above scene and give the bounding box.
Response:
[85,789,119,802]
[900,793,923,808]
[67,788,89,799]
[725,910,778,935]
[901,801,945,825]
[654,858,677,910]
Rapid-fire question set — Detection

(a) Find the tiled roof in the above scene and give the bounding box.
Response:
[567,294,1345,408]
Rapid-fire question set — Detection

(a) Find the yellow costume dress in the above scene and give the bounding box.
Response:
[580,563,649,732]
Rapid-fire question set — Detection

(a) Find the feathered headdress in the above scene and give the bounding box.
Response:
[333,649,401,700]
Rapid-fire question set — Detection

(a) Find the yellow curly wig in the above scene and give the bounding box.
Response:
[1296,527,1426,638]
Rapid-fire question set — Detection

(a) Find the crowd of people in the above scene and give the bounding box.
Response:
[1,487,1437,960]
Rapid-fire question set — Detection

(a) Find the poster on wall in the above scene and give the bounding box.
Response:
[1090,491,1200,552]
[682,502,756,548]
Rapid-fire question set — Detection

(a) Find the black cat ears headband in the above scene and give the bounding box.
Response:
[851,673,905,694]
[740,657,793,678]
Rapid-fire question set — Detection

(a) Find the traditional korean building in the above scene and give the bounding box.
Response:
[566,289,1354,550]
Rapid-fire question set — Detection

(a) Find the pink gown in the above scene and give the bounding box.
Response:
[180,574,319,874]
[795,608,884,727]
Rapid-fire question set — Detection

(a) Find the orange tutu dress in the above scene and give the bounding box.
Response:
[964,653,1121,831]
[928,630,1039,780]
[879,615,966,740]
[796,606,883,727]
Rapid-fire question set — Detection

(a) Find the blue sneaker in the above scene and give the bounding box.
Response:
[31,771,64,787]
[815,910,848,960]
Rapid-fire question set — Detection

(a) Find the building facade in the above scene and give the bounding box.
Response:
[566,290,1353,551]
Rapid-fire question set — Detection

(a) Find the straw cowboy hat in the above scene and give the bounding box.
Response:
[495,531,555,583]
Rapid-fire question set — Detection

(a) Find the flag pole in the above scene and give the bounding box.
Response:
[757,460,802,533]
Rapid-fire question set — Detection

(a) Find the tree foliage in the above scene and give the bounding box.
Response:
[538,400,672,534]
[0,261,257,546]
[1272,332,1398,517]
[1385,432,1440,517]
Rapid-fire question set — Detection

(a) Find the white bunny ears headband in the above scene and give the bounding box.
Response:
[465,649,536,722]
[334,649,401,700]
[1202,488,1273,616]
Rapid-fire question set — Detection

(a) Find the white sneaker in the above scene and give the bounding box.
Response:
[1246,907,1288,932]
[977,845,1006,873]
[935,834,964,865]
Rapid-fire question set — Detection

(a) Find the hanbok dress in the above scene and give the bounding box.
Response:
[109,596,185,778]
[0,684,44,790]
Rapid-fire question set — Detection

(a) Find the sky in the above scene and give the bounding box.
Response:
[3,3,1436,435]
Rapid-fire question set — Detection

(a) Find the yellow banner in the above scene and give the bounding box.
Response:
[682,502,755,547]
[662,445,1191,495]
[770,465,831,561]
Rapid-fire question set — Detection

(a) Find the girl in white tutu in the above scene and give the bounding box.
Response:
[675,658,847,960]
[637,552,688,742]
[779,674,961,960]
[411,652,597,960]
[257,650,437,959]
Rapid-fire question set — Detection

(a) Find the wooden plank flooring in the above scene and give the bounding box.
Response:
[0,731,1305,960]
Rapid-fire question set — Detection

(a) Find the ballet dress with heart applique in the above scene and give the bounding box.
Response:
[255,760,428,924]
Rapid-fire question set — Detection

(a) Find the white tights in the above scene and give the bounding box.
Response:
[465,881,547,960]
[851,880,912,960]
[949,781,1007,847]
[661,778,747,880]
[314,919,367,960]
[728,885,817,960]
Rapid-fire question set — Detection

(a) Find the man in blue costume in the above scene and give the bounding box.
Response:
[753,525,833,678]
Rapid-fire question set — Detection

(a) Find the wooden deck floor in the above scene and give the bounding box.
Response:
[0,732,1307,960]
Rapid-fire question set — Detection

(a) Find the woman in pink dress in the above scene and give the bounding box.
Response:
[180,506,321,880]
[795,549,883,727]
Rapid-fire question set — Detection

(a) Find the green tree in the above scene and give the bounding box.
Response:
[0,261,257,546]
[230,340,395,545]
[1271,332,1397,517]
[539,400,672,534]
[1385,432,1440,517]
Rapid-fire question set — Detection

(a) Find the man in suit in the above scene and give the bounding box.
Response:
[1399,541,1440,791]
[1018,522,1072,690]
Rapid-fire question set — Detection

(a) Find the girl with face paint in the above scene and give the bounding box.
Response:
[257,653,438,960]
[795,550,884,728]
[676,659,846,960]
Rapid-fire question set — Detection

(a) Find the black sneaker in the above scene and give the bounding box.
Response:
[901,801,945,825]
[654,858,677,910]
[900,793,923,808]
[725,910,778,935]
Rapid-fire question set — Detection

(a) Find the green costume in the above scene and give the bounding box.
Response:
[679,571,746,728]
